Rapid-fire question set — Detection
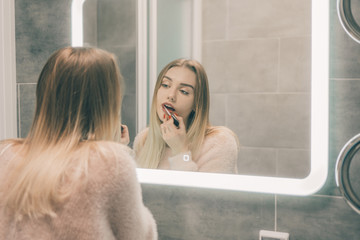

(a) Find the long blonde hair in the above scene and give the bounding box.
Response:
[137,59,212,168]
[1,47,123,220]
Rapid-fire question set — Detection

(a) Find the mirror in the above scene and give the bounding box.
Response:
[336,133,360,215]
[337,0,360,44]
[145,0,312,178]
[72,0,329,195]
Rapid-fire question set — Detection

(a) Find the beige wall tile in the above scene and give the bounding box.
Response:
[237,147,277,176]
[279,37,311,92]
[228,0,311,39]
[209,93,227,126]
[277,149,310,178]
[227,93,310,149]
[203,39,279,93]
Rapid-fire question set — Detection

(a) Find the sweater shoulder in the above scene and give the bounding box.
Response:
[202,126,240,153]
[85,141,138,185]
[206,126,239,145]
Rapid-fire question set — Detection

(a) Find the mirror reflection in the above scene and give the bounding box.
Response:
[134,59,239,173]
[202,0,311,178]
[82,0,311,178]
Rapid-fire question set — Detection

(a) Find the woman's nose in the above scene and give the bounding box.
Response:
[167,94,175,102]
[167,90,176,102]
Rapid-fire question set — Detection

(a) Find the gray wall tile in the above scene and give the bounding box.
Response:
[237,147,277,176]
[142,184,275,240]
[228,93,310,149]
[15,0,71,84]
[277,195,360,240]
[228,0,311,39]
[18,84,36,138]
[279,37,311,92]
[202,0,227,40]
[209,93,227,126]
[202,0,312,180]
[15,0,72,136]
[203,39,279,93]
[277,149,310,178]
[97,0,136,47]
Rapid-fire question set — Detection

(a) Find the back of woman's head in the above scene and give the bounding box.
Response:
[2,47,124,220]
[31,47,123,145]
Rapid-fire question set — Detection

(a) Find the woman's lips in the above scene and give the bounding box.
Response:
[162,103,175,112]
[161,103,179,127]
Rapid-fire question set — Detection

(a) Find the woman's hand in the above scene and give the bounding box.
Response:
[120,124,130,145]
[160,114,189,155]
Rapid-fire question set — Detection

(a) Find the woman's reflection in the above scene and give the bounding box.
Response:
[134,59,239,173]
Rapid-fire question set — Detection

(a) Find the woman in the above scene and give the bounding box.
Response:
[134,58,239,173]
[0,47,157,239]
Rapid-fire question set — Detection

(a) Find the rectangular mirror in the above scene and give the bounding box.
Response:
[70,0,329,195]
[133,0,329,195]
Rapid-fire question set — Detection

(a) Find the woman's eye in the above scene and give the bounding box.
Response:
[161,83,169,88]
[180,89,189,95]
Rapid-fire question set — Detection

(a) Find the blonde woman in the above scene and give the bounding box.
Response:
[134,59,239,173]
[0,47,157,239]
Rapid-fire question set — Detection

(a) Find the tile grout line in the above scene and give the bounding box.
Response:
[274,194,277,231]
[226,0,229,40]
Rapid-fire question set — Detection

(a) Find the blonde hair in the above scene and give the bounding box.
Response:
[1,47,123,220]
[137,59,213,168]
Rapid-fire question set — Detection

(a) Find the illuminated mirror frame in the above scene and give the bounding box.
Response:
[0,0,17,141]
[72,0,329,195]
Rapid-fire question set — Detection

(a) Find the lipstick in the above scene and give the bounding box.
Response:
[162,103,179,128]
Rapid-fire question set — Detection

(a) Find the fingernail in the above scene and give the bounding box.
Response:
[163,114,166,119]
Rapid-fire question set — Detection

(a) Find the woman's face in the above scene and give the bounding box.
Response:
[156,66,196,126]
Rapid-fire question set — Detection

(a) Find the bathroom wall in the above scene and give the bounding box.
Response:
[142,1,360,239]
[15,0,71,137]
[202,0,311,178]
[14,0,360,240]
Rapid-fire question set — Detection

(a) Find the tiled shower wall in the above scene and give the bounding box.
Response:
[15,0,360,240]
[202,0,311,178]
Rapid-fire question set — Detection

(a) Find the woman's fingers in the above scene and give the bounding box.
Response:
[160,114,188,154]
[120,124,130,145]
[175,114,185,129]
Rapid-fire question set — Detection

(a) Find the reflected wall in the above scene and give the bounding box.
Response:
[83,0,137,144]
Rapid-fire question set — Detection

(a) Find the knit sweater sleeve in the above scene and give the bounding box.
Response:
[167,126,239,174]
[105,143,157,240]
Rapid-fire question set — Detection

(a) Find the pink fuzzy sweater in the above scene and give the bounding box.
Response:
[0,141,157,240]
[134,126,239,174]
